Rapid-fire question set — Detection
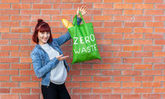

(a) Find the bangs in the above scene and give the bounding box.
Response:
[38,23,51,33]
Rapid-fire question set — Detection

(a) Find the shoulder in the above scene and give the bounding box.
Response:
[30,45,40,57]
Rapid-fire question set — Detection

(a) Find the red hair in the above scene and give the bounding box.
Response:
[32,19,53,44]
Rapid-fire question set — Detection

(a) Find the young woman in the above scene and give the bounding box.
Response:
[31,6,87,99]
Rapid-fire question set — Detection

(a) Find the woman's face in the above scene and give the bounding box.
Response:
[38,31,50,45]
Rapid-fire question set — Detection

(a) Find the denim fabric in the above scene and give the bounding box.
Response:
[31,17,81,86]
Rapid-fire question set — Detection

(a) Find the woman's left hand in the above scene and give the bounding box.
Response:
[77,5,87,18]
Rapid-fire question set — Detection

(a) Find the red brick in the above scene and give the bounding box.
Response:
[103,58,121,63]
[124,10,143,15]
[145,34,163,39]
[22,0,40,3]
[0,64,10,69]
[134,64,152,69]
[143,94,161,99]
[20,70,35,75]
[0,52,9,57]
[102,82,121,88]
[0,58,19,63]
[125,34,143,39]
[154,76,165,81]
[0,95,19,99]
[134,52,152,57]
[0,10,19,15]
[1,0,19,3]
[83,0,101,2]
[102,70,121,76]
[114,28,132,33]
[93,76,111,81]
[144,46,162,51]
[100,52,112,57]
[114,4,133,9]
[113,52,132,57]
[142,82,161,87]
[102,95,121,99]
[134,40,152,45]
[104,0,122,3]
[146,22,164,27]
[123,82,141,87]
[53,4,72,9]
[144,0,163,3]
[154,52,165,57]
[94,16,112,21]
[96,40,112,45]
[33,4,51,9]
[93,89,112,93]
[20,82,39,88]
[94,4,112,9]
[95,28,112,33]
[135,16,153,21]
[145,10,164,15]
[135,88,152,93]
[123,94,141,99]
[93,64,112,69]
[20,58,32,63]
[82,95,101,99]
[21,10,40,15]
[135,4,154,9]
[21,95,40,99]
[0,76,10,81]
[72,89,91,93]
[1,33,21,39]
[0,82,19,87]
[154,64,165,69]
[155,28,165,33]
[103,10,122,15]
[0,4,10,9]
[0,16,10,20]
[0,88,10,93]
[114,88,132,93]
[123,46,142,51]
[12,76,30,81]
[114,76,132,81]
[12,4,31,9]
[113,64,132,70]
[11,64,30,69]
[114,40,132,45]
[72,76,91,81]
[144,58,162,63]
[31,88,41,93]
[114,16,133,21]
[62,0,81,3]
[143,70,161,75]
[103,46,122,51]
[123,70,141,76]
[155,16,165,21]
[1,22,19,27]
[104,34,122,39]
[11,28,30,33]
[135,76,153,81]
[82,70,101,76]
[11,88,30,93]
[81,82,100,88]
[0,70,18,75]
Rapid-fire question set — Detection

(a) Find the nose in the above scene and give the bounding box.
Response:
[44,32,48,37]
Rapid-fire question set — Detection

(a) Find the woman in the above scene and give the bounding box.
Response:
[31,6,87,99]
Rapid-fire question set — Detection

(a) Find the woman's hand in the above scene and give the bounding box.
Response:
[56,54,69,61]
[77,5,87,18]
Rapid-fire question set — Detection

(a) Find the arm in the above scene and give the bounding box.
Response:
[55,16,82,46]
[31,52,59,78]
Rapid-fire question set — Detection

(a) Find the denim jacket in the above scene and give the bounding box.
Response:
[31,17,81,86]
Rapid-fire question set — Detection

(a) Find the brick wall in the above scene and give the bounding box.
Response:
[0,0,165,99]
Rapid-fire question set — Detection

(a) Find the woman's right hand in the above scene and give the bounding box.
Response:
[56,54,69,61]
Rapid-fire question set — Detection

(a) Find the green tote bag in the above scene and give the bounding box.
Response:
[68,11,101,64]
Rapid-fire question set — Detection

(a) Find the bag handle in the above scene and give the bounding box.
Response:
[73,11,86,25]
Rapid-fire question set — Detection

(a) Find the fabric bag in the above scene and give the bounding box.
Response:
[68,11,101,64]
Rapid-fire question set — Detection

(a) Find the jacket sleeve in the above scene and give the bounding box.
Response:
[31,51,59,78]
[55,16,82,46]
